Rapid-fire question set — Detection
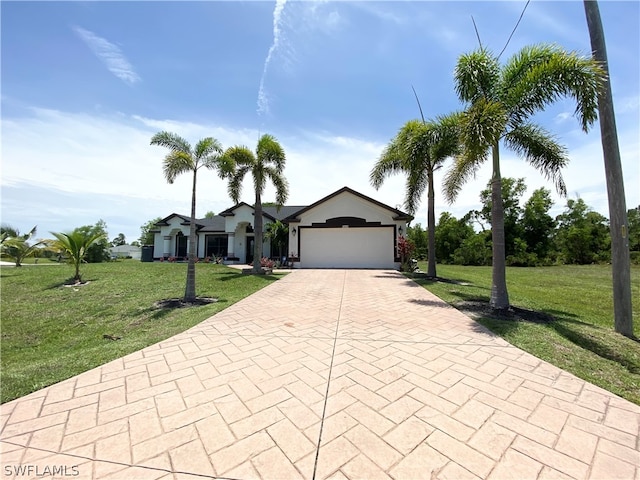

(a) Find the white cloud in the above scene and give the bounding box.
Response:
[73,26,141,84]
[3,106,637,243]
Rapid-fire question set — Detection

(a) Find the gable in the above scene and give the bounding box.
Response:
[285,187,412,225]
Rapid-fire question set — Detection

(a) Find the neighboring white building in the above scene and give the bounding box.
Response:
[150,186,412,269]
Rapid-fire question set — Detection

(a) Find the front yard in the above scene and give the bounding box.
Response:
[413,263,640,405]
[0,261,282,403]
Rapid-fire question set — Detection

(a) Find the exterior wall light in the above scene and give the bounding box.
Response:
[292,227,297,236]
[398,226,403,235]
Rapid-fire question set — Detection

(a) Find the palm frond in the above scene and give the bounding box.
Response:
[443,151,486,204]
[194,137,223,161]
[404,163,429,215]
[429,112,463,166]
[224,145,256,167]
[502,44,604,131]
[163,151,194,184]
[265,167,290,206]
[257,134,286,172]
[454,48,501,103]
[460,99,507,157]
[227,165,251,204]
[504,122,568,196]
[150,131,191,154]
[370,137,407,189]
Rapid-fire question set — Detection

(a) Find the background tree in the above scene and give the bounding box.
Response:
[51,230,106,282]
[73,220,110,263]
[628,206,640,259]
[265,220,288,260]
[479,177,526,260]
[204,211,216,219]
[434,212,475,264]
[445,44,604,310]
[555,198,610,264]
[522,188,556,264]
[225,134,289,274]
[151,131,231,301]
[406,224,428,260]
[139,217,162,246]
[371,115,460,277]
[111,233,126,247]
[0,226,46,267]
[584,0,633,336]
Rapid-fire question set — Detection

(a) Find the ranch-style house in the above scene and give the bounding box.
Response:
[150,186,413,269]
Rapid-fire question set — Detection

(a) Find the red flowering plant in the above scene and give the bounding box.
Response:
[397,235,417,272]
[260,257,276,269]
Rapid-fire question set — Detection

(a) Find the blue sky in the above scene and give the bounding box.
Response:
[2,1,638,244]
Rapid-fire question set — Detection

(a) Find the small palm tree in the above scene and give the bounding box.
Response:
[151,132,232,301]
[265,220,289,261]
[444,44,604,310]
[371,115,460,278]
[51,230,105,282]
[224,134,289,273]
[1,226,45,267]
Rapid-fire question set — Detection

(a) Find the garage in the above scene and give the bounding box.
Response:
[299,226,395,269]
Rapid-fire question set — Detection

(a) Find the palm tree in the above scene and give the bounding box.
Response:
[371,115,460,277]
[444,44,604,310]
[224,134,289,273]
[265,219,289,261]
[1,226,45,267]
[51,230,105,282]
[584,0,633,337]
[151,132,231,302]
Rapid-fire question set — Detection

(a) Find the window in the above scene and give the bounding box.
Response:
[206,235,228,258]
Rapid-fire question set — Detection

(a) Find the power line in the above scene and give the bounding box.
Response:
[498,0,531,59]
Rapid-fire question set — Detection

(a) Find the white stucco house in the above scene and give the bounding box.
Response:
[150,186,413,269]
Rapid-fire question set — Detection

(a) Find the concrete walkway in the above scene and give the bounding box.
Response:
[1,270,638,479]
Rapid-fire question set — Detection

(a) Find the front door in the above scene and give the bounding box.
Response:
[176,233,188,258]
[246,237,254,265]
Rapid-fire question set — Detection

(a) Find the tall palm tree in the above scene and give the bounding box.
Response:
[371,115,460,278]
[444,44,604,310]
[224,134,289,273]
[51,230,105,282]
[150,132,231,301]
[584,0,633,337]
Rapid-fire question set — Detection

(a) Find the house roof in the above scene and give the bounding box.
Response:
[219,203,305,222]
[154,213,226,232]
[154,187,411,233]
[283,186,413,223]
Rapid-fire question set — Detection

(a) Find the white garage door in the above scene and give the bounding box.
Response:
[299,226,395,269]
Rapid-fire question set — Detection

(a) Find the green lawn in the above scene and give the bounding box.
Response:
[412,263,640,405]
[0,261,282,403]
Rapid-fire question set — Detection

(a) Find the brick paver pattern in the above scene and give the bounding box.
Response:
[1,270,638,479]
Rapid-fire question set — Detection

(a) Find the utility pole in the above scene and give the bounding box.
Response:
[583,0,633,337]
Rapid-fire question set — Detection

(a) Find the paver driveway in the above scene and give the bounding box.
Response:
[1,270,638,479]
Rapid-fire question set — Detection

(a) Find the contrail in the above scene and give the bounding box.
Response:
[257,0,288,116]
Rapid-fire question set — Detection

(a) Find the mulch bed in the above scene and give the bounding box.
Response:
[153,297,218,309]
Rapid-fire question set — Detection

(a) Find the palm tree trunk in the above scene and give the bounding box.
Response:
[184,169,198,301]
[253,189,263,273]
[490,142,510,310]
[584,0,633,337]
[427,166,437,278]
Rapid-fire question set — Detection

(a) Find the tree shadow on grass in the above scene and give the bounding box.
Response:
[446,291,640,375]
[550,318,640,374]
